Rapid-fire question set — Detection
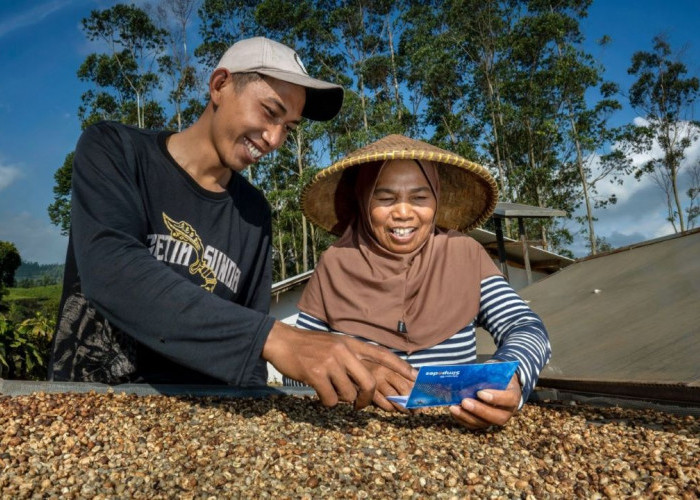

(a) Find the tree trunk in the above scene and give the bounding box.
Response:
[295,131,309,271]
[387,21,402,120]
[277,226,286,281]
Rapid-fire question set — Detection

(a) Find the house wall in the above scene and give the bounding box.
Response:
[500,264,548,290]
[267,289,305,384]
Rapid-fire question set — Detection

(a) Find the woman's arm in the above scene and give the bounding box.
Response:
[450,275,551,429]
[476,275,552,404]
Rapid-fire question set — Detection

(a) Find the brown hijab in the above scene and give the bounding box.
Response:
[298,159,501,353]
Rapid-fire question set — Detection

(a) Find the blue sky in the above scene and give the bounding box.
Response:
[0,0,699,264]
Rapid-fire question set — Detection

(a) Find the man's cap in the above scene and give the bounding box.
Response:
[302,134,499,235]
[216,37,344,122]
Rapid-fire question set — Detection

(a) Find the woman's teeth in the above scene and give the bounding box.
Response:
[392,228,414,237]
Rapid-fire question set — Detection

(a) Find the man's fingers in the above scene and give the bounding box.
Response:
[372,392,397,412]
[385,370,414,396]
[347,338,416,381]
[311,376,340,407]
[327,342,377,409]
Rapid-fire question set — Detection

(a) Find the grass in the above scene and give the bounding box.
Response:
[4,285,62,321]
[6,284,62,302]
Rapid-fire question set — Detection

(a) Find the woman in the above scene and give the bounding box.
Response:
[288,135,551,429]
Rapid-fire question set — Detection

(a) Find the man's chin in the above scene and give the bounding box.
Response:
[226,159,251,172]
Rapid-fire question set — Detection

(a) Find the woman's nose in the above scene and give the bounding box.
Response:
[392,202,412,219]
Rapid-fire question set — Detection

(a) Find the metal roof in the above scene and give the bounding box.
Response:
[517,228,700,403]
[492,202,567,218]
[468,228,573,273]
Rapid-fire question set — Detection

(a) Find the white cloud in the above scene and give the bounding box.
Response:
[0,164,22,191]
[567,118,700,256]
[0,212,67,264]
[0,0,73,39]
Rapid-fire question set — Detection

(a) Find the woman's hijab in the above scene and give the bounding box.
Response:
[298,159,501,353]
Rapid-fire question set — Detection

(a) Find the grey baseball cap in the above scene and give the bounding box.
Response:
[215,37,344,121]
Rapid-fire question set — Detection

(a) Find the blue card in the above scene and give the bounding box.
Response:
[386,361,519,409]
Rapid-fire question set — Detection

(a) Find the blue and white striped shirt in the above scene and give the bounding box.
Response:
[284,275,551,404]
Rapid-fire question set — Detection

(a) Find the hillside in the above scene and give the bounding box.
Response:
[14,262,64,286]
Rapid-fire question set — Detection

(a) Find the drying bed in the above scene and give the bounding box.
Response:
[1,391,698,498]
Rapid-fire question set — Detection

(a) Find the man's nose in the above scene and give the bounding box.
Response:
[262,124,287,150]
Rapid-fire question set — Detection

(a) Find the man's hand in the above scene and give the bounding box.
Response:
[262,321,416,409]
[360,360,415,412]
[448,373,521,430]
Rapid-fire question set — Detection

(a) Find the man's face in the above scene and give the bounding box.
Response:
[369,159,437,254]
[213,74,305,171]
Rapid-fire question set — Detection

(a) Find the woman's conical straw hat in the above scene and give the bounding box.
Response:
[302,134,499,236]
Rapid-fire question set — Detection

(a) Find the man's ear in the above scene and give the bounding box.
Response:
[209,68,230,107]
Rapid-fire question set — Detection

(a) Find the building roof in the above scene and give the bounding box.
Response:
[492,202,567,219]
[468,228,573,273]
[518,228,700,403]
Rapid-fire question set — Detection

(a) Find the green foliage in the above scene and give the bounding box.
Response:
[0,311,55,380]
[0,241,21,288]
[78,3,169,128]
[49,0,700,273]
[5,284,62,329]
[1,283,60,380]
[0,242,22,308]
[47,152,74,237]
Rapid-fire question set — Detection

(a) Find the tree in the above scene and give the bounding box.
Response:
[78,4,168,129]
[151,0,204,131]
[687,160,700,228]
[0,241,22,289]
[623,35,700,233]
[48,152,74,237]
[493,1,589,252]
[554,45,622,254]
[0,241,21,310]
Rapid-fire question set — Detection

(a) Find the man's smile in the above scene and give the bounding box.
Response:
[244,137,263,160]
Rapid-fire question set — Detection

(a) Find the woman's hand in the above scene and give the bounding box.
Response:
[448,373,521,430]
[361,359,417,412]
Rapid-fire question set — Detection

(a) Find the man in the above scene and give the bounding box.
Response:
[50,37,415,408]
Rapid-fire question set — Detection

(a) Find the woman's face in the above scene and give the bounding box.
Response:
[368,159,437,254]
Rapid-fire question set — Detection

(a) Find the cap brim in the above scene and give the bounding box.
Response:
[257,69,344,121]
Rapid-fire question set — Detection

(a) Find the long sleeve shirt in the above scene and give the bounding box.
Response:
[50,121,275,385]
[287,275,551,403]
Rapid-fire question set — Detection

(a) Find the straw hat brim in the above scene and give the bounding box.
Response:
[302,135,499,236]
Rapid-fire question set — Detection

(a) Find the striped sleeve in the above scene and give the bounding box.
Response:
[295,312,331,332]
[477,275,552,404]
